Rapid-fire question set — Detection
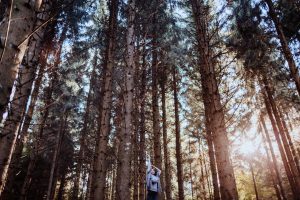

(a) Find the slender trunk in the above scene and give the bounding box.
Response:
[204,152,213,200]
[17,47,48,147]
[260,119,286,200]
[151,14,163,177]
[264,0,300,96]
[262,75,300,190]
[19,60,58,200]
[200,145,207,199]
[73,57,97,200]
[19,27,66,198]
[2,49,48,197]
[0,0,43,121]
[207,131,220,200]
[277,106,300,174]
[249,162,259,200]
[133,115,139,200]
[57,170,67,200]
[188,140,194,199]
[91,1,118,199]
[46,112,67,200]
[173,66,185,200]
[160,66,172,200]
[2,7,52,182]
[138,45,147,200]
[261,88,300,198]
[19,156,36,200]
[110,166,116,200]
[86,164,93,200]
[0,21,58,194]
[115,1,135,199]
[191,1,238,199]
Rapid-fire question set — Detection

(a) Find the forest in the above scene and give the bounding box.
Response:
[0,0,300,199]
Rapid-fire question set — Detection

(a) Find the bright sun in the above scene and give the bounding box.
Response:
[239,140,257,156]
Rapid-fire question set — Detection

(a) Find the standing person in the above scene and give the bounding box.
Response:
[146,157,162,200]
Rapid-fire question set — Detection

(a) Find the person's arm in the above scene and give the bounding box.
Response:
[153,166,161,176]
[146,156,151,173]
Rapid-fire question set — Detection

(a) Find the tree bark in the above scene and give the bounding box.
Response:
[264,0,300,97]
[160,65,172,200]
[91,0,118,199]
[207,131,220,200]
[173,66,185,200]
[151,17,163,172]
[115,1,135,199]
[190,0,238,199]
[138,45,147,200]
[0,0,43,121]
[2,48,48,198]
[188,140,194,199]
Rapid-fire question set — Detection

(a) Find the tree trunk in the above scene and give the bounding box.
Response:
[0,20,57,195]
[85,164,93,200]
[19,155,37,200]
[57,169,67,200]
[0,0,43,122]
[261,87,300,198]
[207,131,220,200]
[160,65,172,200]
[260,117,286,200]
[19,27,66,199]
[200,142,207,199]
[191,0,238,199]
[249,162,259,200]
[133,111,139,200]
[277,105,300,174]
[0,11,52,194]
[115,1,135,199]
[173,66,185,200]
[73,56,97,200]
[188,140,194,199]
[1,0,52,139]
[2,46,48,198]
[151,10,164,200]
[204,152,213,200]
[46,111,68,200]
[264,0,300,97]
[262,75,300,191]
[138,45,147,200]
[90,0,118,199]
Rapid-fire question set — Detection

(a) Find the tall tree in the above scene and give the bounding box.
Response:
[91,0,118,198]
[72,57,97,200]
[264,0,300,97]
[115,0,136,199]
[173,66,185,200]
[190,0,239,199]
[160,64,172,200]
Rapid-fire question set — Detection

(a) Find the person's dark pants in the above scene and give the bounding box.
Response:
[147,190,158,200]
